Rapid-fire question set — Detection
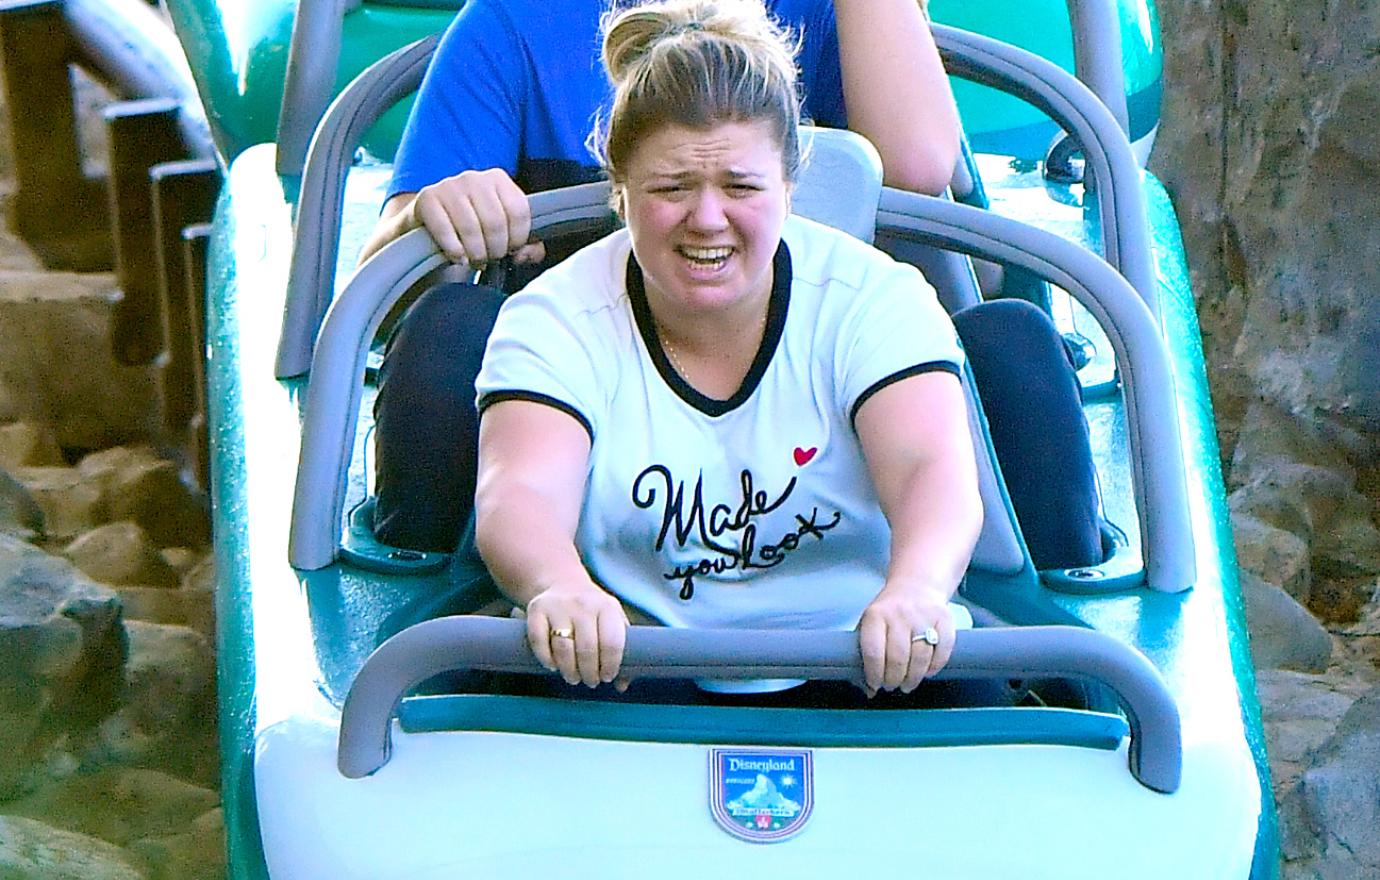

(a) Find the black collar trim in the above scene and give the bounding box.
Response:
[627,241,792,417]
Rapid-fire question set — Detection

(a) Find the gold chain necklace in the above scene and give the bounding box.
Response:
[658,312,767,382]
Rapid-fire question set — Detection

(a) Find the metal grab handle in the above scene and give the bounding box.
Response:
[337,617,1182,793]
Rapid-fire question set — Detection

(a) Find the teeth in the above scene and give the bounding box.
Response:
[680,246,732,263]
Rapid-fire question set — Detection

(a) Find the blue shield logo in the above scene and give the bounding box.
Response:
[709,748,814,842]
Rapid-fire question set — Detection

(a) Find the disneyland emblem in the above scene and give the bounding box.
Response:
[709,748,814,843]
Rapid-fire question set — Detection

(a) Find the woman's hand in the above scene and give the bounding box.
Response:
[523,579,629,688]
[857,581,956,696]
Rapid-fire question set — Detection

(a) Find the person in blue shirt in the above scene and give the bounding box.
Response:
[365,0,966,552]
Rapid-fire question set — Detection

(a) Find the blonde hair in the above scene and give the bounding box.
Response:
[591,0,804,195]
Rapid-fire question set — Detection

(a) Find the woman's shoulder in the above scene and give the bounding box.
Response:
[507,228,634,319]
[783,215,922,291]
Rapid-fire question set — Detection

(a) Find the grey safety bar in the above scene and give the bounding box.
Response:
[276,34,440,378]
[932,23,1155,314]
[276,0,364,177]
[275,13,1150,379]
[273,0,1131,179]
[336,616,1181,793]
[289,184,1194,594]
[878,189,1192,592]
[288,184,613,569]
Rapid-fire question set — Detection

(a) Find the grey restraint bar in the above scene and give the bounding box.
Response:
[276,0,365,178]
[276,33,440,378]
[271,0,1128,181]
[931,23,1155,314]
[289,185,1194,595]
[335,616,1182,793]
[275,14,1151,379]
[877,190,1193,592]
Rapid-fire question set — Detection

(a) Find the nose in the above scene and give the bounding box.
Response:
[686,187,729,231]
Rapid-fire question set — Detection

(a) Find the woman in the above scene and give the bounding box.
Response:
[474,0,982,698]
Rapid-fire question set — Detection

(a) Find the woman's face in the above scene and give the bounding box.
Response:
[621,120,790,319]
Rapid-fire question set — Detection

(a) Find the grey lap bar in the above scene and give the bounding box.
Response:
[335,615,1182,795]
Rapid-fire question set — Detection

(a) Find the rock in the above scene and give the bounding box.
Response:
[7,767,218,847]
[77,448,209,549]
[1242,572,1332,673]
[1,466,44,539]
[1280,684,1380,877]
[116,587,214,637]
[0,271,159,450]
[1307,576,1375,626]
[180,555,216,594]
[89,622,217,788]
[1232,511,1312,601]
[127,808,226,880]
[0,534,125,800]
[106,459,209,549]
[1311,491,1380,581]
[63,522,180,588]
[158,547,198,576]
[12,465,105,540]
[1255,670,1357,796]
[0,419,65,468]
[0,815,144,880]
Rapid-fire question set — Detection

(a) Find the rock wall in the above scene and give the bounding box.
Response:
[0,63,222,880]
[1153,1,1380,877]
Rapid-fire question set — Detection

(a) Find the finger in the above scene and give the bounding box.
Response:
[525,608,555,670]
[901,633,932,693]
[858,612,886,694]
[548,620,580,685]
[468,184,518,262]
[495,182,533,258]
[597,607,627,684]
[927,619,956,678]
[572,617,602,688]
[884,619,913,691]
[513,241,546,266]
[413,196,467,264]
[439,196,490,268]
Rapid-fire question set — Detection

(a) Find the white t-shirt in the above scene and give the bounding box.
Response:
[477,215,964,632]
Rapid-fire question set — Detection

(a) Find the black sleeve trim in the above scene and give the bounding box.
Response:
[849,361,962,426]
[477,391,594,442]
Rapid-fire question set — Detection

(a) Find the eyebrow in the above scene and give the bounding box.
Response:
[644,169,768,182]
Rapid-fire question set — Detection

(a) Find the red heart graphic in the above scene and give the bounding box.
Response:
[793,446,817,466]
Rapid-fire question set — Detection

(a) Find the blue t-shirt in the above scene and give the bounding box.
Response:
[389,0,847,200]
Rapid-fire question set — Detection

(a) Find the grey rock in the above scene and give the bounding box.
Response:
[1281,685,1380,877]
[0,534,125,800]
[127,807,226,880]
[63,522,180,588]
[1233,511,1313,601]
[1,465,43,539]
[116,587,214,637]
[1243,572,1332,673]
[0,815,144,880]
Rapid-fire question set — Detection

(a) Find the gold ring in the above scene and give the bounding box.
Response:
[550,627,575,640]
[911,627,940,646]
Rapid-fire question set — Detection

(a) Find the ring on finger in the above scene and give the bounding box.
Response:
[550,627,575,640]
[910,626,940,647]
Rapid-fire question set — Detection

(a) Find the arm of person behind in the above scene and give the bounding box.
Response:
[474,399,627,687]
[833,0,961,195]
[854,370,982,694]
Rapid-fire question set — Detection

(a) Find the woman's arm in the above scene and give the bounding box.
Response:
[832,0,961,195]
[855,370,982,694]
[475,399,627,686]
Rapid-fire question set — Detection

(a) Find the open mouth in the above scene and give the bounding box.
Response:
[678,245,733,271]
